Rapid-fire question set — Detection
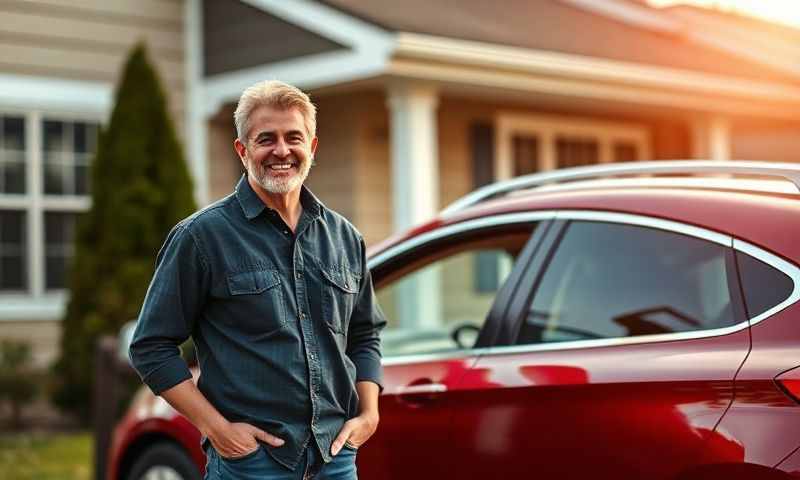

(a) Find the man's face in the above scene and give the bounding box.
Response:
[235,105,318,195]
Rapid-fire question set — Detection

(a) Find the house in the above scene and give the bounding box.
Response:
[1,0,799,365]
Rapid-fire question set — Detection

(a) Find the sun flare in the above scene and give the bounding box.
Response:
[647,0,800,28]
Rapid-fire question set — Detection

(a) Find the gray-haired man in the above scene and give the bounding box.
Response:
[130,80,386,479]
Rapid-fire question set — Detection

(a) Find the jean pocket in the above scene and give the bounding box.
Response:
[219,445,262,464]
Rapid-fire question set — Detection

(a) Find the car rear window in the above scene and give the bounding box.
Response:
[517,221,737,345]
[735,251,794,319]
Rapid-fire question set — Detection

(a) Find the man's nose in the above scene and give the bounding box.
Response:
[274,139,290,157]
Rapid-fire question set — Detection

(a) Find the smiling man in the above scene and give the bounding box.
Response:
[130,80,386,480]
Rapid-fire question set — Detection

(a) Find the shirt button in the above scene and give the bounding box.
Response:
[283,230,289,235]
[300,312,305,319]
[296,272,303,279]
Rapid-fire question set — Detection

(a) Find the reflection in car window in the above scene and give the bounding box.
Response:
[377,228,534,357]
[517,221,735,345]
[736,251,793,319]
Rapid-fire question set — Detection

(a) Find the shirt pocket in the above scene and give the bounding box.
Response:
[320,267,360,335]
[226,268,286,336]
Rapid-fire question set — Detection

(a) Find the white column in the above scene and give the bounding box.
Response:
[386,83,441,331]
[709,116,731,161]
[186,0,209,206]
[691,116,730,161]
[387,83,440,231]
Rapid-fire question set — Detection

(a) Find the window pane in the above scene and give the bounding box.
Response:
[3,116,25,150]
[513,135,539,176]
[43,120,95,196]
[557,137,599,168]
[0,210,26,291]
[44,158,67,194]
[44,120,65,152]
[46,256,67,290]
[1,210,24,243]
[614,142,638,162]
[377,229,534,356]
[736,251,793,319]
[44,212,77,290]
[74,160,90,195]
[518,222,734,345]
[1,151,25,194]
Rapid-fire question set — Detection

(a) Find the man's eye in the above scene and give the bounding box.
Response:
[256,137,272,146]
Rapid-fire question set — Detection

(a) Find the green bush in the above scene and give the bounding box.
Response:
[52,43,196,422]
[0,340,38,430]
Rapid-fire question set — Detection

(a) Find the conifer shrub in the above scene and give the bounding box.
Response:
[52,44,196,422]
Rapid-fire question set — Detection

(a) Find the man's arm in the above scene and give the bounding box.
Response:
[160,379,284,457]
[331,381,380,455]
[129,223,282,458]
[332,236,387,455]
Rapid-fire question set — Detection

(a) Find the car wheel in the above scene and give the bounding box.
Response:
[126,442,201,480]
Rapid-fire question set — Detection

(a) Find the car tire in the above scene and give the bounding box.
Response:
[126,442,201,480]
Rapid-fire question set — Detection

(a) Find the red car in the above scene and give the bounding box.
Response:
[109,161,800,480]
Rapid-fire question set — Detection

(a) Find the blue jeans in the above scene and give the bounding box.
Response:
[204,441,357,480]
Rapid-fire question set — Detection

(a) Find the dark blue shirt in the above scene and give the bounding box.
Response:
[129,175,386,469]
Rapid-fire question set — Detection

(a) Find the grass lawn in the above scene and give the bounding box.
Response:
[0,431,92,480]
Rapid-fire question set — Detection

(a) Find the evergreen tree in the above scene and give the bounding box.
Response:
[52,44,196,421]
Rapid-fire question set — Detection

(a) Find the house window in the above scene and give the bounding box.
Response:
[556,136,599,168]
[495,113,649,177]
[0,210,26,290]
[0,113,97,295]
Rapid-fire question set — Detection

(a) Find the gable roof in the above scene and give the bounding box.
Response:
[319,0,799,84]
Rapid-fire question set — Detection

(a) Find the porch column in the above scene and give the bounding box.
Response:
[386,83,441,331]
[691,115,731,161]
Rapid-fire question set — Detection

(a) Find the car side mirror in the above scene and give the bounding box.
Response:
[451,323,481,349]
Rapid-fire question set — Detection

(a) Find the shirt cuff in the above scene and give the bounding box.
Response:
[353,355,384,392]
[141,356,193,395]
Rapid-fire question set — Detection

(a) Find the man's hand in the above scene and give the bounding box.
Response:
[208,421,285,459]
[331,412,379,456]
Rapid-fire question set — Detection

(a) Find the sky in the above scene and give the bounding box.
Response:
[647,0,800,28]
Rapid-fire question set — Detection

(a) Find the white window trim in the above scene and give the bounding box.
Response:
[494,112,651,181]
[1,104,103,322]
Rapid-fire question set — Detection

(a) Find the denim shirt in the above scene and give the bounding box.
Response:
[129,175,386,470]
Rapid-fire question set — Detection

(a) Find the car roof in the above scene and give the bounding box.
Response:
[369,168,800,265]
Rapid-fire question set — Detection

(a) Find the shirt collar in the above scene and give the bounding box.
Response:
[235,174,324,221]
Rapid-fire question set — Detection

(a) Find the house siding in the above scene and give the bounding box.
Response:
[0,0,186,135]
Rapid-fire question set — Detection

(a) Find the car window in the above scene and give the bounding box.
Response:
[735,250,794,319]
[376,226,536,357]
[517,221,736,345]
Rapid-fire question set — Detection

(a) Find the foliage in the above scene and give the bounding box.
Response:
[0,340,37,429]
[52,43,196,422]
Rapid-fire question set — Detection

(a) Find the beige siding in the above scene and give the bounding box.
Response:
[731,120,800,163]
[351,92,392,246]
[304,93,362,223]
[0,321,61,367]
[0,0,186,136]
[206,104,243,201]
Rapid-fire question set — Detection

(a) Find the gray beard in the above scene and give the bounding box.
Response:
[250,161,310,194]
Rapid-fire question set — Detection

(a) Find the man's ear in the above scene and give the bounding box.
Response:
[234,138,248,167]
[310,137,319,156]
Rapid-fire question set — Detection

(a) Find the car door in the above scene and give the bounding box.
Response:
[356,214,551,480]
[450,213,752,479]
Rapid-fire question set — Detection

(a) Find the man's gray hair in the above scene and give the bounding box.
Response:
[234,80,317,143]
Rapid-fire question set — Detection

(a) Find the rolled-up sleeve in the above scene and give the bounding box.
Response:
[129,222,210,395]
[346,237,387,390]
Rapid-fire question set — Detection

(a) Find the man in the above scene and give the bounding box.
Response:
[130,80,386,479]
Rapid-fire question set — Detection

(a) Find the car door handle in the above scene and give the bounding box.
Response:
[396,381,447,407]
[399,383,448,395]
